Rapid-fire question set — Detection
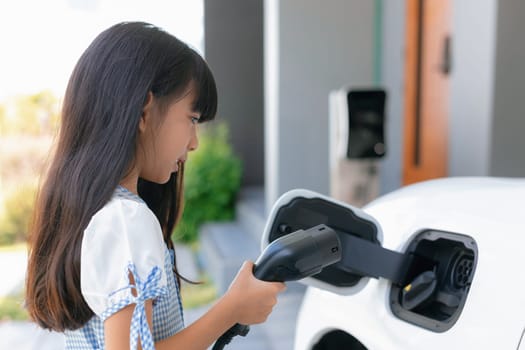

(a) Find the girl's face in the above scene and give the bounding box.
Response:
[138,88,200,184]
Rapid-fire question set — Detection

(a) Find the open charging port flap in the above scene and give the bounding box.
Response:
[265,195,477,332]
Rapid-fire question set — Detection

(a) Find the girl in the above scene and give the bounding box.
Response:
[25,22,285,350]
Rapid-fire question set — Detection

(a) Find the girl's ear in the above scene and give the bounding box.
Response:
[139,92,155,133]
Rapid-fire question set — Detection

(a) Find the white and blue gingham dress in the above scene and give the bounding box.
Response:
[64,187,184,349]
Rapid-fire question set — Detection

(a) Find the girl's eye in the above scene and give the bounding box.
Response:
[191,117,200,125]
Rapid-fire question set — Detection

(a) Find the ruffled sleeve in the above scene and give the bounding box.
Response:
[81,197,168,350]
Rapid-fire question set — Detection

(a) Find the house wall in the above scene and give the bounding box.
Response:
[381,0,519,187]
[265,0,375,209]
[381,0,500,190]
[205,0,525,212]
[449,0,498,176]
[379,0,405,194]
[490,0,525,176]
[205,0,265,186]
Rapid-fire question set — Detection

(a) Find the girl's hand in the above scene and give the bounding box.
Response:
[224,261,287,325]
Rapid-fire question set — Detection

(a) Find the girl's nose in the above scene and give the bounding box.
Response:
[188,126,199,151]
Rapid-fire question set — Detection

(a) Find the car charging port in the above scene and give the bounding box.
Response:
[451,251,474,289]
[389,230,478,332]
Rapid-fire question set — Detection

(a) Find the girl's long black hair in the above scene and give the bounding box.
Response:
[25,22,217,331]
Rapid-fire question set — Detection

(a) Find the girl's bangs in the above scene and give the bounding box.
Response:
[192,53,217,123]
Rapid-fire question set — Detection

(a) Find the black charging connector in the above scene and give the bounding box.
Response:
[212,225,342,350]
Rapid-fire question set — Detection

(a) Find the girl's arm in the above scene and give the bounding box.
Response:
[104,261,286,350]
[105,301,154,350]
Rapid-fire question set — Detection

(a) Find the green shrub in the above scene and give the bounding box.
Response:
[0,183,37,246]
[0,293,29,321]
[0,90,60,136]
[173,124,242,243]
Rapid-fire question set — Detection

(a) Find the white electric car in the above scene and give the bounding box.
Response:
[261,177,525,350]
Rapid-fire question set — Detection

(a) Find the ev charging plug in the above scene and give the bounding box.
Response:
[212,224,342,350]
[253,224,342,281]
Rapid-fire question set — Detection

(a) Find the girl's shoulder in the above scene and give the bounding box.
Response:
[86,186,159,236]
[83,186,165,264]
[81,186,169,317]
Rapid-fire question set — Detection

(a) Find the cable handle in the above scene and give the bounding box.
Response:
[212,225,342,350]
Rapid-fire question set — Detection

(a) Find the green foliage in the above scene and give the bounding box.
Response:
[173,124,242,243]
[0,183,37,246]
[0,293,29,321]
[0,90,60,136]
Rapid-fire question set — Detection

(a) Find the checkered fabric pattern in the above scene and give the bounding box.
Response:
[64,187,185,349]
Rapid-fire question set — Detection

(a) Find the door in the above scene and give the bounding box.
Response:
[403,0,451,185]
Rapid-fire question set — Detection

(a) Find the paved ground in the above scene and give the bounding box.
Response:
[0,246,305,349]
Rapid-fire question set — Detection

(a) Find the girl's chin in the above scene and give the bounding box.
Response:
[155,171,176,184]
[139,171,174,184]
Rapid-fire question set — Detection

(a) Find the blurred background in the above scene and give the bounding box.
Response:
[1,0,524,349]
